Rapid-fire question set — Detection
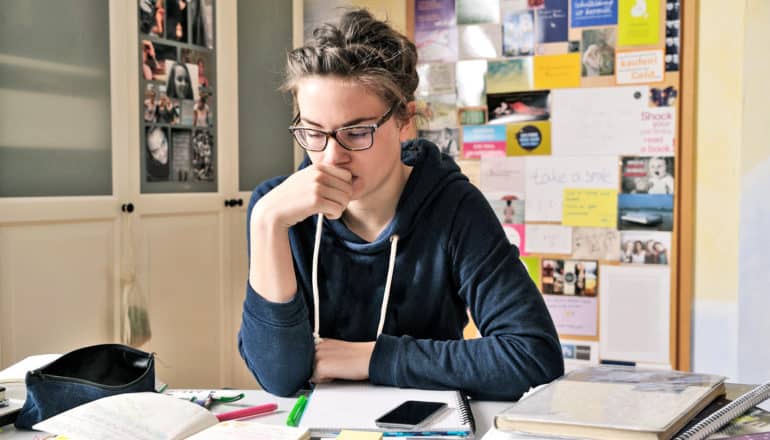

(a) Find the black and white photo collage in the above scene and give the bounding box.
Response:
[665,0,680,71]
[139,0,216,189]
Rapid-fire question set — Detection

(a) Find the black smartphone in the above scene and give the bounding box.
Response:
[374,400,447,429]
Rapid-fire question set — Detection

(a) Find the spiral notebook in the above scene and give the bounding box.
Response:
[299,382,475,437]
[673,380,770,440]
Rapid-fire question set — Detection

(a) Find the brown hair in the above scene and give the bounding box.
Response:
[282,9,419,123]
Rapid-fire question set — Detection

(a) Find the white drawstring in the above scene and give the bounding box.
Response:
[311,213,399,343]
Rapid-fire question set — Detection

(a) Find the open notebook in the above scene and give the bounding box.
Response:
[299,382,475,437]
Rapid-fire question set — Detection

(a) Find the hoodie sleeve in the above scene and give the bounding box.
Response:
[237,179,315,397]
[369,186,564,400]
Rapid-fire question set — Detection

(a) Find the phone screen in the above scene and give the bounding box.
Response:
[375,400,447,428]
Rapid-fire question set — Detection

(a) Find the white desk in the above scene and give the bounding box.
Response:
[0,387,512,439]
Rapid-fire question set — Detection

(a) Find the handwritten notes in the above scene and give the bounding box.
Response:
[480,156,526,195]
[562,188,618,228]
[525,224,573,254]
[543,295,598,337]
[551,86,647,156]
[534,54,581,89]
[572,227,621,261]
[525,156,619,222]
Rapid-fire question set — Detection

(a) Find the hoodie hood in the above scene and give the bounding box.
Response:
[298,138,469,253]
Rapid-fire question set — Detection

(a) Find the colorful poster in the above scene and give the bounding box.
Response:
[542,259,598,296]
[570,0,617,27]
[640,108,676,156]
[616,50,664,84]
[506,121,552,156]
[619,231,671,265]
[462,125,507,158]
[525,156,619,222]
[581,28,617,77]
[487,58,534,93]
[621,156,675,194]
[562,188,618,228]
[617,194,673,231]
[536,0,568,43]
[572,227,621,261]
[543,295,598,337]
[534,54,581,89]
[487,90,550,125]
[618,0,660,46]
[525,224,573,254]
[502,9,535,56]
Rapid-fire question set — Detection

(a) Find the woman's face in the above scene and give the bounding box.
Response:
[294,76,408,202]
[173,65,189,96]
[147,129,168,164]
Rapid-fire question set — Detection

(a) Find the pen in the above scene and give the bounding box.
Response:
[286,394,309,427]
[215,402,277,422]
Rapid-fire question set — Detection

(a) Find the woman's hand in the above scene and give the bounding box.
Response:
[254,163,353,229]
[311,339,375,383]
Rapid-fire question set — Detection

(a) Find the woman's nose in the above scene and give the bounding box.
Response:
[321,136,349,165]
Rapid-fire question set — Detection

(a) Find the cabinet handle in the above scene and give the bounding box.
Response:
[121,203,134,213]
[236,199,243,207]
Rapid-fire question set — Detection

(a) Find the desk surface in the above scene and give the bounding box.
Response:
[0,387,512,439]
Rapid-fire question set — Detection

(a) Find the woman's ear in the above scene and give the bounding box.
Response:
[398,101,418,142]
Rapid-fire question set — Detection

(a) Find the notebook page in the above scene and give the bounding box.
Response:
[299,382,467,432]
[187,421,309,440]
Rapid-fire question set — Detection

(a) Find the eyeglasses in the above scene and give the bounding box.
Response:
[288,105,395,152]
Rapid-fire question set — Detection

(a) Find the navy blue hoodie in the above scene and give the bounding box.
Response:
[238,139,563,400]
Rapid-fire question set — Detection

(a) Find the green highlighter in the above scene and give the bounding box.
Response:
[286,394,309,427]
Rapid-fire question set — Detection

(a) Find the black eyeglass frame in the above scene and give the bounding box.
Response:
[288,105,396,152]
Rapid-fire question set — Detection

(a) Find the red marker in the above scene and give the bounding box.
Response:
[215,403,278,422]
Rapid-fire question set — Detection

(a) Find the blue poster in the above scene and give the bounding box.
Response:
[571,0,618,27]
[462,125,506,142]
[537,0,568,43]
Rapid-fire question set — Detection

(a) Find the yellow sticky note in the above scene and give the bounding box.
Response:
[337,430,383,440]
[534,54,581,89]
[562,188,618,228]
[618,0,660,46]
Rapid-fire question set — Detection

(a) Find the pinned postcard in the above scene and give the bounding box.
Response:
[618,193,673,231]
[581,28,617,77]
[561,339,600,372]
[543,295,598,337]
[562,188,618,228]
[459,24,502,59]
[525,156,618,222]
[571,0,618,28]
[487,58,534,94]
[621,156,675,194]
[541,259,598,296]
[457,0,501,24]
[620,230,671,265]
[458,107,487,125]
[572,227,621,261]
[416,94,457,129]
[599,265,670,363]
[525,224,573,254]
[487,90,550,125]
[501,8,535,56]
[487,194,525,225]
[415,27,458,62]
[415,0,455,30]
[520,256,541,284]
[480,156,526,195]
[418,128,460,158]
[416,63,456,96]
[640,108,676,156]
[551,86,647,156]
[462,125,507,158]
[456,60,488,106]
[616,50,664,84]
[503,224,527,254]
[618,0,660,46]
[536,0,568,44]
[534,54,581,89]
[506,121,552,156]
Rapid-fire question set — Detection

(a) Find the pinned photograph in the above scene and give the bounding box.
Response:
[487,58,533,94]
[541,259,598,296]
[618,193,673,231]
[487,90,550,124]
[418,128,460,158]
[457,107,487,125]
[621,156,675,195]
[142,40,176,81]
[581,28,616,77]
[172,128,192,182]
[145,126,170,182]
[190,0,215,49]
[164,60,199,101]
[649,86,678,107]
[416,94,457,129]
[165,0,188,42]
[487,194,525,225]
[156,85,179,125]
[620,231,671,265]
[181,49,212,91]
[416,62,456,97]
[502,9,535,56]
[192,130,215,181]
[143,84,158,123]
[139,0,165,37]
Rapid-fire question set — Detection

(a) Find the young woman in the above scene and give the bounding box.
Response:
[239,9,563,400]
